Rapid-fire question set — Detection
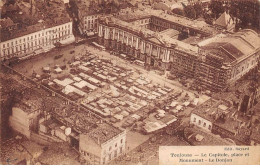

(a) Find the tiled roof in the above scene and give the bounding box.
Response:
[87,122,123,145]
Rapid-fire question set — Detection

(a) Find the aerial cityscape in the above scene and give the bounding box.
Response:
[0,0,259,165]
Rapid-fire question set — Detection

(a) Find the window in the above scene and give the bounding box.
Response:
[203,122,206,127]
[193,117,196,122]
[115,143,117,148]
[114,150,117,158]
[208,125,211,130]
[198,120,201,125]
[121,139,123,144]
[3,44,5,48]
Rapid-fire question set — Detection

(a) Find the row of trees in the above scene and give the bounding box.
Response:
[171,1,260,31]
[172,3,204,19]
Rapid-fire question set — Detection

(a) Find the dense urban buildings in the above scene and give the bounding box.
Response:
[97,7,260,91]
[0,0,75,61]
[190,96,260,145]
[1,65,126,164]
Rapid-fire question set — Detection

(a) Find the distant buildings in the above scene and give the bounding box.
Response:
[97,7,260,91]
[190,98,260,145]
[0,21,75,61]
[214,11,235,30]
[0,0,75,61]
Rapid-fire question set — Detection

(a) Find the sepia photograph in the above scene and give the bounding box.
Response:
[0,0,259,165]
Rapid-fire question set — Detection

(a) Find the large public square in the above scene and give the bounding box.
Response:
[10,40,210,156]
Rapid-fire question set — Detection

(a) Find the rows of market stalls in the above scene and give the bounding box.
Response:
[31,50,203,134]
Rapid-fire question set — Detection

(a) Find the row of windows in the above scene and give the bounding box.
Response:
[102,146,123,164]
[106,139,124,154]
[193,117,212,130]
[85,19,96,24]
[134,18,150,25]
[85,15,98,20]
[2,24,71,49]
[2,35,71,56]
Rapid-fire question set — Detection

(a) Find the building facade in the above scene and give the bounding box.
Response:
[97,16,200,73]
[79,14,100,35]
[79,127,126,164]
[97,9,260,91]
[9,100,42,138]
[0,21,75,61]
[190,113,213,131]
[197,29,260,91]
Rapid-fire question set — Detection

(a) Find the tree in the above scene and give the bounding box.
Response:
[209,1,224,19]
[172,8,185,16]
[184,6,196,19]
[194,3,203,18]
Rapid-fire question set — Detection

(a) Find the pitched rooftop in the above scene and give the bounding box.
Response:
[87,122,123,145]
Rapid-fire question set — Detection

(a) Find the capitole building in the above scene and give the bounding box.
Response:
[97,7,260,91]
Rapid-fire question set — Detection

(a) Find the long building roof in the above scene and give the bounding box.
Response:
[199,29,260,63]
[116,7,221,35]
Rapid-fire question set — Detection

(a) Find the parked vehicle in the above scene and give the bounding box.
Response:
[167,74,177,80]
[54,54,63,59]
